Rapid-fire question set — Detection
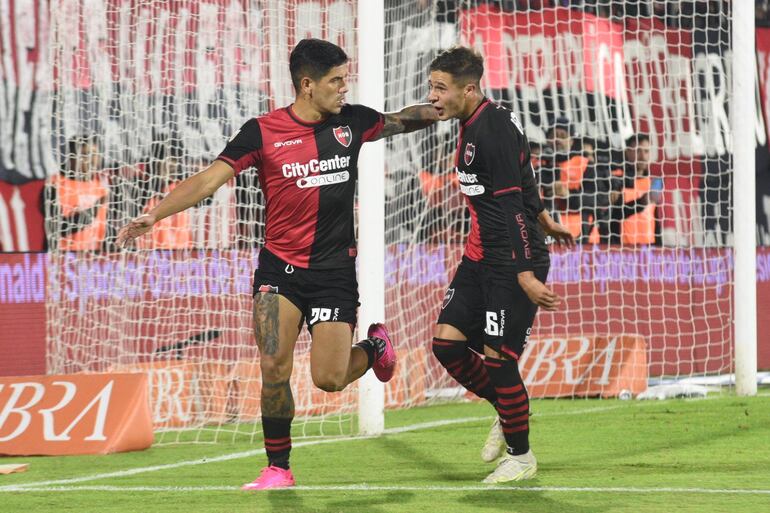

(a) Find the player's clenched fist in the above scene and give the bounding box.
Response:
[116,214,156,247]
[518,271,561,311]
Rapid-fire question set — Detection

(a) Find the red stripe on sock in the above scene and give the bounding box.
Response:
[265,442,291,452]
[484,360,503,368]
[497,395,526,406]
[467,360,485,376]
[496,384,523,395]
[502,423,529,434]
[497,403,529,416]
[503,412,529,424]
[467,357,483,373]
[446,361,467,374]
[468,369,488,384]
[264,436,291,444]
[500,347,520,360]
[474,377,491,389]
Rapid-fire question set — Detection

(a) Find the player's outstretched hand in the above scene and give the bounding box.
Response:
[543,221,575,248]
[116,214,156,247]
[518,271,561,311]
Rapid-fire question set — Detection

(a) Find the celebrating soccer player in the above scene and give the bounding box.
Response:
[427,47,573,484]
[117,38,437,490]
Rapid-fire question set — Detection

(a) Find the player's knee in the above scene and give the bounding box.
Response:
[260,358,292,382]
[431,337,466,364]
[312,374,347,393]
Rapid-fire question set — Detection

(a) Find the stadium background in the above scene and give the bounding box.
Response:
[0,1,768,404]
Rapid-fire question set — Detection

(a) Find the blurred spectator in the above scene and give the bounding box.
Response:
[758,0,770,28]
[463,1,520,11]
[46,135,109,251]
[598,133,660,245]
[529,141,542,170]
[576,138,615,243]
[414,127,467,244]
[650,0,690,28]
[539,116,590,238]
[137,139,192,250]
[582,0,612,18]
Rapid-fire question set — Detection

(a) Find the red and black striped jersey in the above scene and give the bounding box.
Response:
[454,99,549,269]
[217,104,384,269]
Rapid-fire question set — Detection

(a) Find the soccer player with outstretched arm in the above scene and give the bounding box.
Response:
[427,47,573,484]
[117,38,437,490]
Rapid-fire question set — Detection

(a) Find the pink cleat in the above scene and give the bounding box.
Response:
[241,466,296,491]
[369,323,397,382]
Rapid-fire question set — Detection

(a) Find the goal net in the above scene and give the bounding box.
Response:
[46,0,738,442]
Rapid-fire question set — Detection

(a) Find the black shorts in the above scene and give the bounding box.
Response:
[252,249,359,329]
[437,257,550,359]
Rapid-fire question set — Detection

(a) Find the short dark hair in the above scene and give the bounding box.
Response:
[65,135,101,173]
[548,116,574,137]
[429,46,484,85]
[67,134,101,155]
[289,39,348,92]
[625,133,650,148]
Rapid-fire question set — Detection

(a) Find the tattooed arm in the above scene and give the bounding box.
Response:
[369,103,439,141]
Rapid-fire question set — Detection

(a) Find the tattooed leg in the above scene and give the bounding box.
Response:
[253,293,302,378]
[261,380,295,418]
[254,293,280,357]
[253,293,302,470]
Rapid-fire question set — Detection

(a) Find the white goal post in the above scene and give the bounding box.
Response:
[732,0,757,396]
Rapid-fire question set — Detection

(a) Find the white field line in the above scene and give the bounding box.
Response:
[0,397,765,492]
[0,407,621,492]
[2,484,770,495]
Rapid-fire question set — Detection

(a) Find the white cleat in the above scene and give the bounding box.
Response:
[482,449,537,484]
[481,417,506,463]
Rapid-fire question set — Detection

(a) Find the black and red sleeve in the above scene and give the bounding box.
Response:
[216,118,262,175]
[348,104,385,142]
[482,112,534,272]
[521,157,545,215]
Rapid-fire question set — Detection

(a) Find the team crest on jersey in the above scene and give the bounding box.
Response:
[464,143,476,165]
[333,126,352,147]
[442,288,455,309]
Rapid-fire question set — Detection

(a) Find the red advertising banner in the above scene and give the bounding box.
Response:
[1,248,769,428]
[387,245,769,377]
[114,348,427,430]
[0,373,153,455]
[462,6,627,99]
[520,335,647,398]
[4,248,770,377]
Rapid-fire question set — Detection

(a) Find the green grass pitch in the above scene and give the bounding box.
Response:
[1,394,769,512]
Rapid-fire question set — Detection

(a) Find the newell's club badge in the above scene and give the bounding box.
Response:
[464,143,475,165]
[442,288,455,309]
[333,126,352,148]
